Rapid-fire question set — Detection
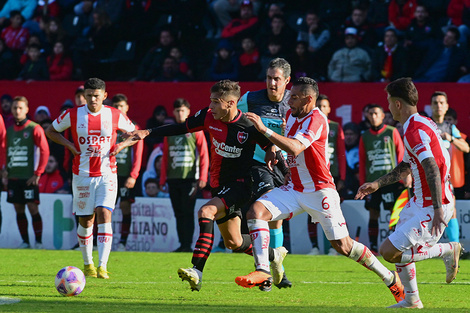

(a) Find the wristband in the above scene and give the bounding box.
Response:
[264,129,274,138]
[450,136,454,142]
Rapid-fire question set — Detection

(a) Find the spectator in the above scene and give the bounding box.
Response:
[74,85,86,106]
[144,105,168,154]
[144,178,168,198]
[44,17,68,49]
[169,46,193,79]
[238,36,260,81]
[3,96,49,249]
[413,27,467,82]
[1,10,30,53]
[211,0,261,34]
[359,103,373,133]
[34,105,50,123]
[342,122,360,199]
[289,41,314,79]
[154,56,190,82]
[47,41,73,81]
[388,0,417,31]
[257,38,284,80]
[0,0,36,28]
[17,43,49,81]
[257,14,296,55]
[367,0,391,36]
[136,28,176,81]
[141,147,163,197]
[1,94,14,128]
[40,118,66,176]
[317,0,351,31]
[447,0,470,46]
[38,154,65,193]
[0,38,18,79]
[160,98,209,252]
[209,39,239,81]
[221,0,259,44]
[328,27,371,82]
[384,110,397,127]
[371,27,408,82]
[19,34,43,65]
[338,5,378,52]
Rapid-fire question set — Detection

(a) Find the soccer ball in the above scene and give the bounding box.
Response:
[55,266,86,296]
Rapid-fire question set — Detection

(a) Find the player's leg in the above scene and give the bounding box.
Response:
[169,179,196,252]
[364,191,381,254]
[78,214,96,277]
[26,202,42,248]
[13,203,30,248]
[445,197,459,242]
[307,218,320,255]
[118,199,131,250]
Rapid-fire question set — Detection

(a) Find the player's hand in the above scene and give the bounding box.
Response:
[27,175,40,186]
[69,145,80,156]
[281,118,286,135]
[244,112,267,134]
[403,174,412,188]
[354,182,379,200]
[265,147,277,171]
[109,142,126,156]
[122,129,150,141]
[198,179,207,190]
[431,207,447,236]
[283,171,291,185]
[124,177,136,189]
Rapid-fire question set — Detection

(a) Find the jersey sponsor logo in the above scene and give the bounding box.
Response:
[195,110,201,117]
[77,186,89,191]
[13,138,21,145]
[89,129,101,134]
[209,125,222,132]
[286,154,298,167]
[384,136,390,144]
[212,137,242,158]
[237,131,248,144]
[78,135,111,145]
[78,192,90,198]
[78,123,86,128]
[86,145,104,157]
[77,201,86,210]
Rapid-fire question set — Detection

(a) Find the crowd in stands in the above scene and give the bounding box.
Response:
[1,0,470,82]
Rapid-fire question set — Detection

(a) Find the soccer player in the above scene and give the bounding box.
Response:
[111,94,144,251]
[359,104,408,254]
[237,57,292,289]
[46,78,137,279]
[237,77,405,305]
[3,96,49,249]
[429,92,469,246]
[356,78,462,308]
[159,98,209,252]
[125,80,286,291]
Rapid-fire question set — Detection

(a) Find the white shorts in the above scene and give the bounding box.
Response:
[72,174,118,216]
[389,198,454,251]
[258,184,349,240]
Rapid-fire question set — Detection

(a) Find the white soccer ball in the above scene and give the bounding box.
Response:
[55,266,86,296]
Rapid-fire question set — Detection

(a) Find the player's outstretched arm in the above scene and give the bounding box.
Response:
[421,157,447,236]
[45,125,79,156]
[123,123,189,141]
[110,135,138,156]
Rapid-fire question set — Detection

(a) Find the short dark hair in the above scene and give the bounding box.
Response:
[447,26,460,41]
[385,77,418,106]
[173,98,190,109]
[84,77,106,91]
[368,103,384,111]
[292,77,319,99]
[144,178,159,187]
[27,43,41,51]
[210,80,241,100]
[431,91,448,102]
[316,94,329,102]
[112,93,128,104]
[445,107,457,120]
[10,10,23,20]
[267,57,291,78]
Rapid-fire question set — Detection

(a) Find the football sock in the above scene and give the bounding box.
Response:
[348,240,394,285]
[97,223,113,268]
[368,218,379,252]
[269,227,283,248]
[120,213,131,244]
[16,212,29,244]
[308,221,318,248]
[445,218,459,242]
[77,224,93,265]
[191,218,214,272]
[248,219,270,272]
[233,234,253,255]
[401,243,452,262]
[396,263,420,303]
[31,213,42,243]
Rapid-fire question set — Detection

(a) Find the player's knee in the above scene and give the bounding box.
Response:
[246,201,270,220]
[198,205,216,219]
[224,238,242,250]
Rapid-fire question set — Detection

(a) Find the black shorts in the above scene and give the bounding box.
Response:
[364,182,404,211]
[7,179,40,204]
[116,176,136,203]
[250,162,285,200]
[211,180,251,225]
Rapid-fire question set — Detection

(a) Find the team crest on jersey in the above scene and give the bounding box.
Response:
[237,131,248,144]
[329,129,336,137]
[23,131,30,139]
[384,136,391,144]
[103,120,110,130]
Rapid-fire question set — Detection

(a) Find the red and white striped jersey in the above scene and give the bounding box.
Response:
[402,113,452,208]
[284,107,336,192]
[52,105,135,177]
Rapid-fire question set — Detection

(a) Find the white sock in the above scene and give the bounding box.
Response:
[396,263,420,303]
[247,219,270,272]
[348,240,394,285]
[97,223,113,268]
[401,243,452,263]
[77,224,93,265]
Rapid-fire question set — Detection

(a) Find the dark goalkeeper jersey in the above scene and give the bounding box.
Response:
[150,107,271,188]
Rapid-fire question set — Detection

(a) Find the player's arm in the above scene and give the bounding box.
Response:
[449,125,470,153]
[355,161,411,200]
[421,157,447,235]
[245,112,306,157]
[28,125,50,186]
[46,125,79,156]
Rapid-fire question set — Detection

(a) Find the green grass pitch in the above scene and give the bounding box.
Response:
[0,249,468,312]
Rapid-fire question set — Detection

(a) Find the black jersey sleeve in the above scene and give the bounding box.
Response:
[253,128,273,151]
[186,107,208,132]
[149,122,188,137]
